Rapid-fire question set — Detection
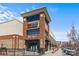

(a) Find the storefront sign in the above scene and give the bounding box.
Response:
[27,21,39,28]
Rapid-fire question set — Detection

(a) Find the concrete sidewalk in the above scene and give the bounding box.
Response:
[42,48,63,56]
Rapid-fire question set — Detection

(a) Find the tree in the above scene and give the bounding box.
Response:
[67,25,78,40]
[67,25,79,48]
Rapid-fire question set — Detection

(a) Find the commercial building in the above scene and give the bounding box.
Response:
[0,7,57,54]
[0,20,24,49]
[49,31,58,49]
[21,7,57,53]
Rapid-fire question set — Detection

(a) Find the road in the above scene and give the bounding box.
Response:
[42,48,70,56]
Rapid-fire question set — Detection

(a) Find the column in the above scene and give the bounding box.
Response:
[23,17,28,49]
[39,13,45,54]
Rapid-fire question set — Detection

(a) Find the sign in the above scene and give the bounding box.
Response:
[27,21,39,28]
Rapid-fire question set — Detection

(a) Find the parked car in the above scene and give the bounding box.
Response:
[63,48,67,53]
[63,48,76,56]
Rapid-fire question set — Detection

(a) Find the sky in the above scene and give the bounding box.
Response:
[0,3,79,41]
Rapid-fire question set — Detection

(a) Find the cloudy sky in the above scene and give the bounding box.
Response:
[0,3,79,41]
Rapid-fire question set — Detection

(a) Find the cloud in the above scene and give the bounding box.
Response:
[49,7,59,14]
[17,16,23,22]
[0,4,20,23]
[20,8,30,14]
[25,8,31,12]
[53,31,69,41]
[32,6,35,10]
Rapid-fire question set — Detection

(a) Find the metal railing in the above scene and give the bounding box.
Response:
[6,48,40,56]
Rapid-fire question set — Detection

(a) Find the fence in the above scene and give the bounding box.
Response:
[6,48,40,56]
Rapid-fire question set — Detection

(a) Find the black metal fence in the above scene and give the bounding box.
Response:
[0,48,40,56]
[7,48,25,56]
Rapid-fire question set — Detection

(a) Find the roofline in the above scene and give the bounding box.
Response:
[49,31,57,45]
[0,34,23,37]
[0,19,23,24]
[21,7,51,22]
[49,31,56,39]
[0,34,23,40]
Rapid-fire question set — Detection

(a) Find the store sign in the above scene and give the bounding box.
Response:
[27,21,39,28]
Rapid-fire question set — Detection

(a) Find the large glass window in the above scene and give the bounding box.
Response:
[27,28,40,35]
[27,14,40,22]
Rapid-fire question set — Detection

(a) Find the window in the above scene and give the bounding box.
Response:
[27,28,40,35]
[45,31,49,40]
[27,14,40,22]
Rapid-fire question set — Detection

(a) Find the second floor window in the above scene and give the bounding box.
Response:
[27,28,40,36]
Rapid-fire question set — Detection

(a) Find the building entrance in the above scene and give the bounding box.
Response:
[26,40,39,52]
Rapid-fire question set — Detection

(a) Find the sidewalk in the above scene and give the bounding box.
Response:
[42,48,63,56]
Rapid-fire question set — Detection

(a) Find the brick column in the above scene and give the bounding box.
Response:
[13,36,16,49]
[16,36,19,49]
[39,13,45,53]
[23,18,27,39]
[23,17,28,48]
[12,37,14,49]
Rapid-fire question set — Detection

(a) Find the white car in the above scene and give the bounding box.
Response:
[63,48,76,56]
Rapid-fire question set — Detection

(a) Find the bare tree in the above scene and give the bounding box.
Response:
[67,25,79,48]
